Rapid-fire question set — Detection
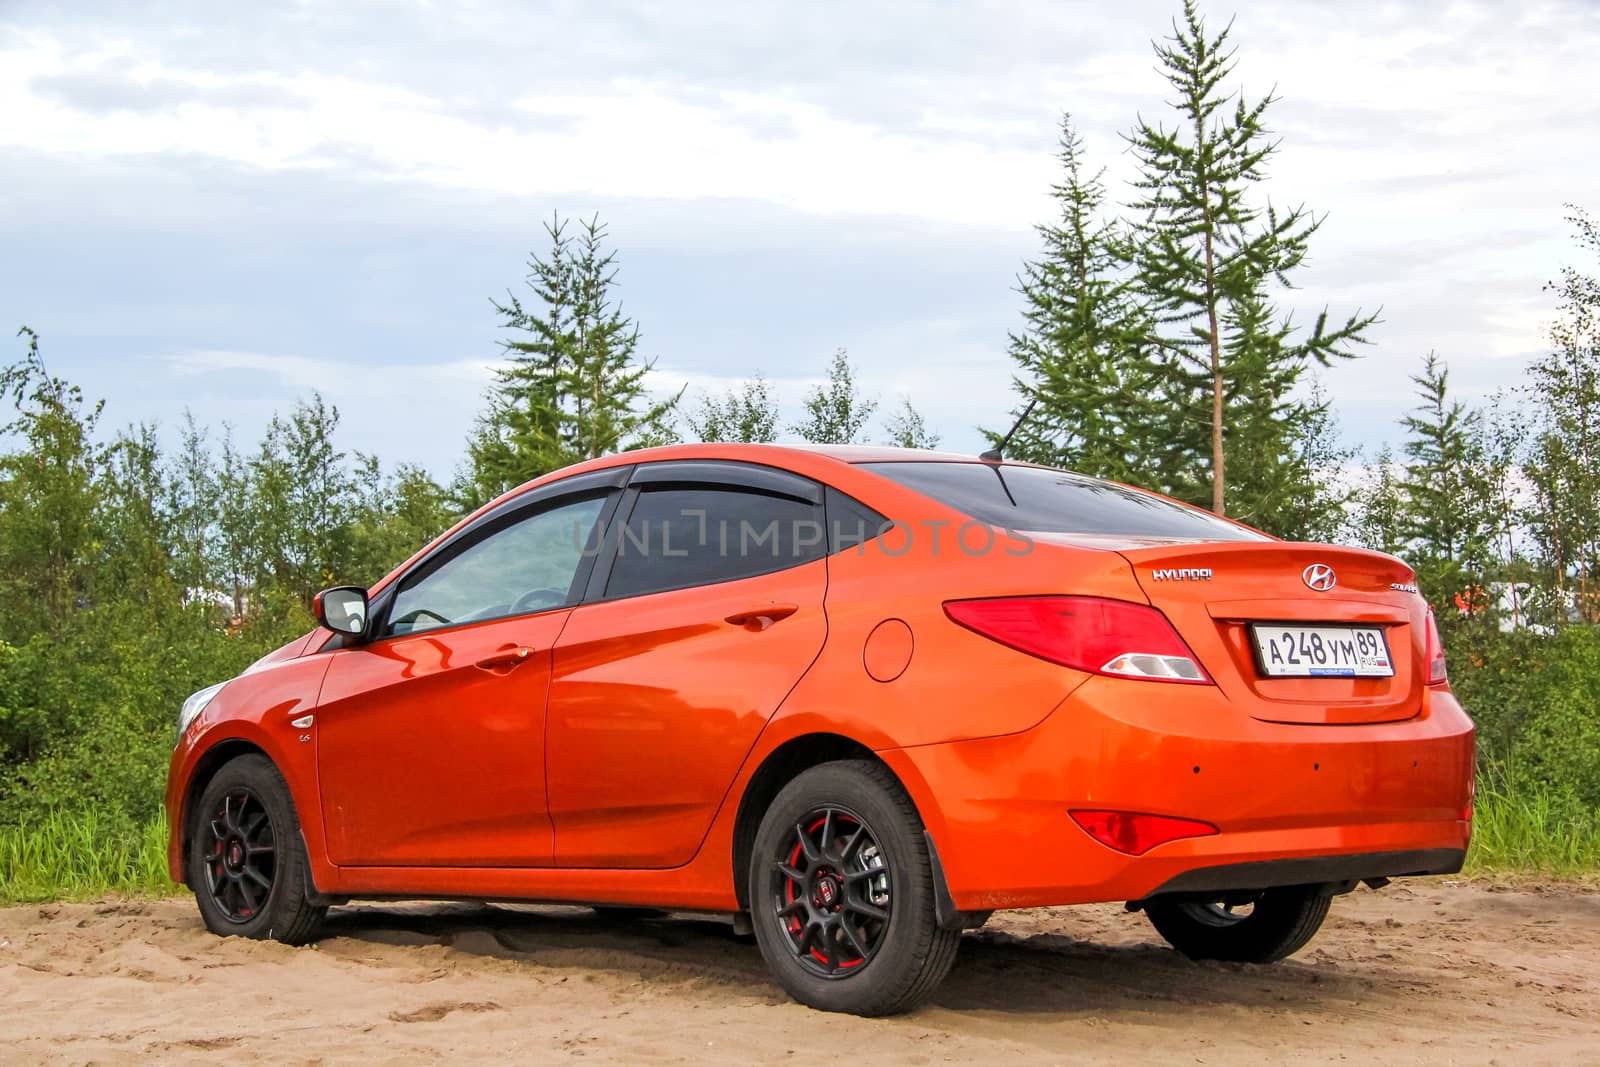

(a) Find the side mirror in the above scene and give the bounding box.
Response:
[315,586,370,638]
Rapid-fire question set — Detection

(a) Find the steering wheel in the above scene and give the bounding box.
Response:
[511,588,566,615]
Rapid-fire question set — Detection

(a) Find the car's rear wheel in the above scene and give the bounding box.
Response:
[749,760,959,1016]
[187,754,326,945]
[1144,885,1332,962]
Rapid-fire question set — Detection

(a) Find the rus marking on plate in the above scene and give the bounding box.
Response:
[1151,567,1213,581]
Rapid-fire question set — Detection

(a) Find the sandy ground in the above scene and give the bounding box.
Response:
[2,881,1598,1065]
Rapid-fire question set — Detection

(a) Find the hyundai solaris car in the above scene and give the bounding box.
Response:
[166,444,1474,1016]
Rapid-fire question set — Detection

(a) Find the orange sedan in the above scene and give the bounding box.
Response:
[166,444,1474,1015]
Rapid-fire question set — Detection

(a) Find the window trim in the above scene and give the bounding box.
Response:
[627,459,821,504]
[580,461,828,605]
[333,467,631,648]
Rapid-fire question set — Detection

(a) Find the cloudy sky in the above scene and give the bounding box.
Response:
[1,0,1595,477]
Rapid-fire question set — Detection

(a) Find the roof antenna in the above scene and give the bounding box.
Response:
[979,397,1038,463]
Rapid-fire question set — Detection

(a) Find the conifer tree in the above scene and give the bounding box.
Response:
[464,214,680,506]
[1125,0,1375,514]
[1398,352,1494,605]
[1000,114,1161,485]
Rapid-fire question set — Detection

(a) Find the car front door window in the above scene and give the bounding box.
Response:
[388,494,606,636]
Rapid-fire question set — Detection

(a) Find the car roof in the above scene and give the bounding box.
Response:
[775,443,985,464]
[538,442,987,479]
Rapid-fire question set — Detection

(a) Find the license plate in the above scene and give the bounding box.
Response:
[1250,624,1394,678]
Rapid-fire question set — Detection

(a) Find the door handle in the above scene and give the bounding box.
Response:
[475,646,535,671]
[724,603,799,632]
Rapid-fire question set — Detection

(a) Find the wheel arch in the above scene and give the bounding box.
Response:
[731,732,902,912]
[177,738,272,887]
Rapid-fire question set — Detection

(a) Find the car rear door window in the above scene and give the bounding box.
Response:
[604,486,825,599]
[386,493,608,635]
[861,461,1267,540]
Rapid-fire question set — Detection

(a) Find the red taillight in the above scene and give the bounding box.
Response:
[1424,608,1448,685]
[1070,810,1219,855]
[943,595,1211,684]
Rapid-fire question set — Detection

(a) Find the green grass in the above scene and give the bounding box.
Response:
[1466,783,1600,876]
[1,789,1596,904]
[0,809,176,903]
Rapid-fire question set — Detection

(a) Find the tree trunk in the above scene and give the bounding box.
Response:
[1204,227,1225,515]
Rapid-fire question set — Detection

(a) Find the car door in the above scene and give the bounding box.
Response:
[546,462,829,868]
[315,478,621,867]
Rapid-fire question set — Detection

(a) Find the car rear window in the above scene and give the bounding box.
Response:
[859,461,1267,541]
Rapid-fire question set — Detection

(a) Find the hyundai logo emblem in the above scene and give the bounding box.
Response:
[1302,564,1337,591]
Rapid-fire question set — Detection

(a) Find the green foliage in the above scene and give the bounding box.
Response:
[686,374,781,443]
[1467,779,1600,876]
[0,329,438,831]
[1392,352,1499,612]
[997,3,1373,532]
[1002,114,1164,485]
[1229,379,1354,540]
[1502,628,1600,807]
[0,327,105,638]
[792,348,877,445]
[1350,446,1407,557]
[463,213,681,507]
[1123,0,1375,516]
[1522,244,1599,622]
[881,398,940,450]
[0,810,173,902]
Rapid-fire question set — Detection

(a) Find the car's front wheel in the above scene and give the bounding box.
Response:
[1144,885,1332,962]
[749,760,960,1016]
[187,754,326,945]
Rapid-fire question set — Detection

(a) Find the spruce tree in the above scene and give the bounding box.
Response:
[1398,352,1494,607]
[464,214,680,506]
[1125,0,1375,515]
[1000,114,1162,485]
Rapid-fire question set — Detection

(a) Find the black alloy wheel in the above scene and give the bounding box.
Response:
[202,787,277,923]
[771,806,893,977]
[749,760,960,1015]
[188,754,326,944]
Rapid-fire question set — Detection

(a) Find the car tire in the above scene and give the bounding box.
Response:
[187,754,327,945]
[1144,885,1332,963]
[749,759,959,1016]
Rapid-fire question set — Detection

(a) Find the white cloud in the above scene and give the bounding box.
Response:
[2,0,1596,469]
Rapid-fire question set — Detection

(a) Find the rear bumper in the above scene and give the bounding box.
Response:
[880,678,1475,911]
[1137,846,1464,898]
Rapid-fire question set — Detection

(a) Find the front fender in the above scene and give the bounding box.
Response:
[164,653,334,889]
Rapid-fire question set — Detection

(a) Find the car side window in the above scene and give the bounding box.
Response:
[824,486,891,554]
[387,494,608,636]
[604,485,825,599]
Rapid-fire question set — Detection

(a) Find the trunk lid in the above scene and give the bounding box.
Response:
[1114,540,1428,724]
